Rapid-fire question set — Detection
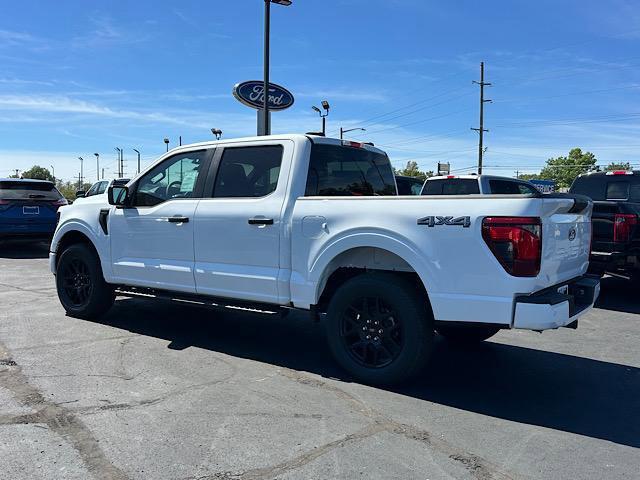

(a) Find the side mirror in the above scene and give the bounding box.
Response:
[75,190,86,198]
[108,185,130,207]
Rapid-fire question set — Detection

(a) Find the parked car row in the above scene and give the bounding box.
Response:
[48,134,598,385]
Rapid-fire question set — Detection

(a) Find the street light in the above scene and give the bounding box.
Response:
[78,157,83,188]
[211,128,223,140]
[262,0,293,136]
[50,165,55,183]
[94,153,99,182]
[339,127,366,140]
[312,100,330,135]
[164,138,170,152]
[133,149,141,174]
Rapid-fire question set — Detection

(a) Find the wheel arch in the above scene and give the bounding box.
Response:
[311,239,435,317]
[53,228,100,269]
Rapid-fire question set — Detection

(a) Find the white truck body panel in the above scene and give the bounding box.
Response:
[50,134,597,331]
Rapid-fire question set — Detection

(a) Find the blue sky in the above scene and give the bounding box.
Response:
[1,0,639,181]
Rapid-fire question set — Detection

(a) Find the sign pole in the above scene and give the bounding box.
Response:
[262,0,271,136]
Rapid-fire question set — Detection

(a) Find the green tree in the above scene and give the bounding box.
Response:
[21,165,54,181]
[395,161,433,181]
[604,162,631,172]
[519,173,542,181]
[539,148,597,188]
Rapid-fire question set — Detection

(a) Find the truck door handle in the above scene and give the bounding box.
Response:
[248,217,274,225]
[168,216,189,223]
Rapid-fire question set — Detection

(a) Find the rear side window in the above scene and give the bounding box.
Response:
[213,145,283,198]
[305,144,396,196]
[489,180,539,195]
[606,181,629,200]
[422,179,480,195]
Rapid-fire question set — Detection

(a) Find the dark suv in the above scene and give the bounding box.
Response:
[569,170,640,278]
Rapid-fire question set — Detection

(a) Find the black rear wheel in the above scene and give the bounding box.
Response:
[56,243,114,319]
[325,273,433,385]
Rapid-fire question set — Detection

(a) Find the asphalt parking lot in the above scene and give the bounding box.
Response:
[0,240,638,480]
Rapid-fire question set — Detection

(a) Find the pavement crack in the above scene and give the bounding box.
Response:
[277,368,515,480]
[0,344,130,480]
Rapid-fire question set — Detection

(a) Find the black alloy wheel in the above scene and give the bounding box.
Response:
[340,295,403,369]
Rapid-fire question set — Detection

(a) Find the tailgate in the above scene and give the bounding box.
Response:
[540,195,592,284]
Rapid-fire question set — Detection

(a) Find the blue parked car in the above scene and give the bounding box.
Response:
[0,178,67,240]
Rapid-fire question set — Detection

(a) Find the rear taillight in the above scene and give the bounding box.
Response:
[482,217,542,277]
[51,198,68,209]
[613,214,637,243]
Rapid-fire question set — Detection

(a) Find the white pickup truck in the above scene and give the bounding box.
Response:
[50,134,599,384]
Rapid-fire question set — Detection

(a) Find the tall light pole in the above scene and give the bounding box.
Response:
[164,138,170,152]
[78,157,83,188]
[133,149,141,174]
[94,153,99,182]
[262,0,292,136]
[50,165,55,183]
[312,100,330,136]
[340,127,366,140]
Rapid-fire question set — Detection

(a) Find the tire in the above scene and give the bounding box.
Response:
[325,273,433,385]
[436,324,500,344]
[55,243,114,319]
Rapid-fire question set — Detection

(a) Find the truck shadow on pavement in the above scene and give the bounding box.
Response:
[0,240,50,259]
[91,297,639,449]
[595,275,640,314]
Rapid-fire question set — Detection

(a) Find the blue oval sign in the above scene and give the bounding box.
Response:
[232,80,294,111]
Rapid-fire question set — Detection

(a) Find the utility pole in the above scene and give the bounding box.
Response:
[102,168,105,180]
[14,169,19,178]
[94,153,99,182]
[78,157,84,186]
[50,165,55,183]
[78,172,82,190]
[115,148,123,178]
[471,62,491,175]
[133,149,141,174]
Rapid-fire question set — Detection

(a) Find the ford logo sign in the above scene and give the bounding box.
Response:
[232,80,294,111]
[568,227,577,241]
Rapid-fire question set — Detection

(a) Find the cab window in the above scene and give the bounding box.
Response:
[134,150,208,207]
[213,145,283,198]
[305,144,396,196]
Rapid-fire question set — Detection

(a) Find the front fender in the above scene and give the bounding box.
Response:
[50,218,111,280]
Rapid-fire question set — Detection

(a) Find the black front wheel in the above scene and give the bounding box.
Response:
[56,243,114,319]
[325,273,433,385]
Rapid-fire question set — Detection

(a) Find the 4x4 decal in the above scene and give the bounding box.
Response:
[417,216,471,228]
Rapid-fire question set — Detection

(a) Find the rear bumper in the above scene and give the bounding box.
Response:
[0,222,56,237]
[513,275,600,330]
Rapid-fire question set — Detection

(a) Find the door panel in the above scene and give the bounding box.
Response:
[110,201,199,292]
[194,142,292,304]
[108,149,212,293]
